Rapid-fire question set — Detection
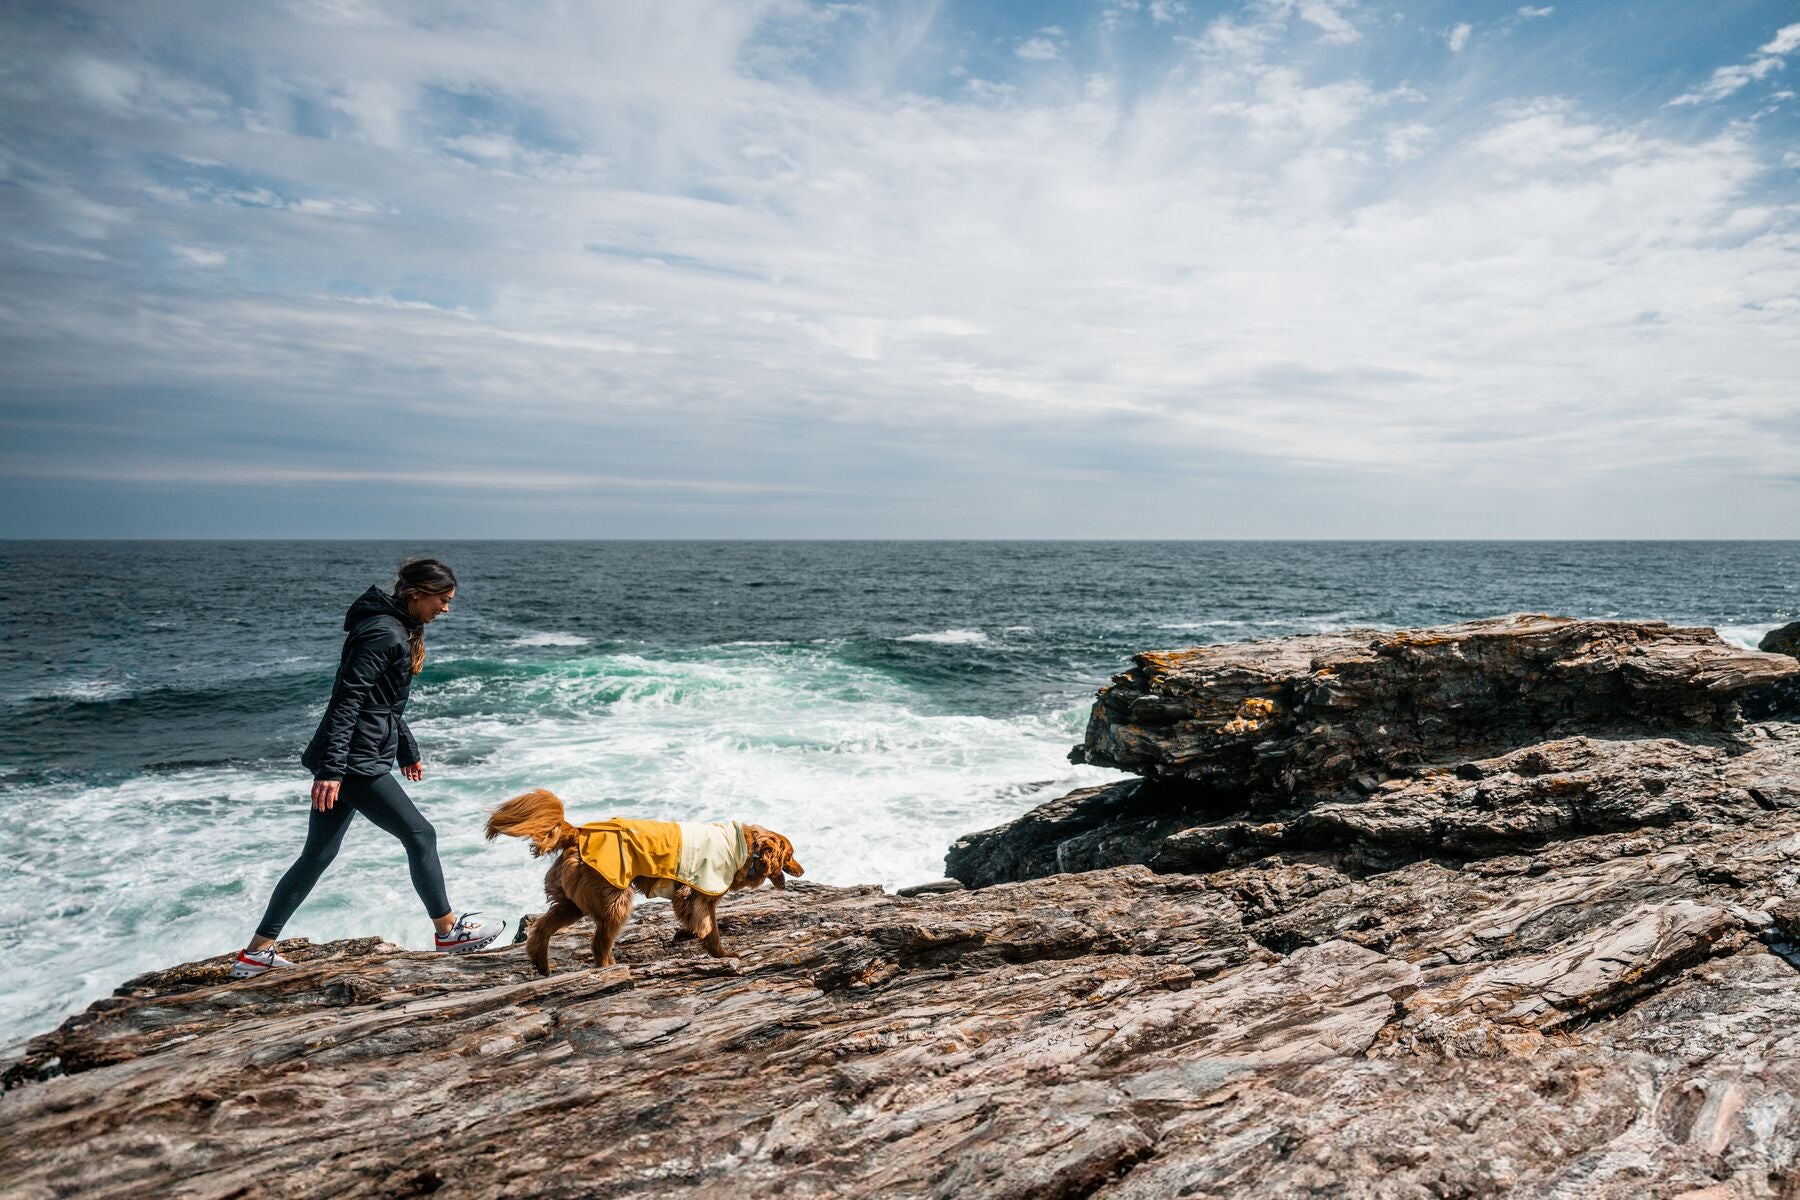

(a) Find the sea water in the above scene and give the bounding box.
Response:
[2,540,1796,1047]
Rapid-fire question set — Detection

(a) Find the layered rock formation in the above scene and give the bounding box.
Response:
[950,615,1800,884]
[7,614,1800,1198]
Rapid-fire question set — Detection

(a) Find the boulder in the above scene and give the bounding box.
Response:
[1760,620,1800,658]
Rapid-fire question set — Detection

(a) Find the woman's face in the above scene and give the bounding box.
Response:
[409,588,454,624]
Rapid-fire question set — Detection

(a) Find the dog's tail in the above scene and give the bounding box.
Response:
[485,789,581,857]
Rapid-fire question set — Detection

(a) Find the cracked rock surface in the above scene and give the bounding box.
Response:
[7,614,1800,1198]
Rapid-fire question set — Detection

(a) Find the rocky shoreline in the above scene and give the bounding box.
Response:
[6,615,1800,1198]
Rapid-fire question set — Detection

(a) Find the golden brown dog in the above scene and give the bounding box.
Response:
[484,789,803,974]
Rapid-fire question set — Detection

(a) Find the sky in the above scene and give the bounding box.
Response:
[1,0,1798,538]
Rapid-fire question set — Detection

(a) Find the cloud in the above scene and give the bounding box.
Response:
[1517,6,1554,18]
[172,245,227,267]
[62,54,138,110]
[1446,23,1472,52]
[1295,0,1359,45]
[1015,26,1068,61]
[1670,22,1799,106]
[1383,121,1432,161]
[2,0,1798,536]
[1763,24,1800,57]
[1,461,816,495]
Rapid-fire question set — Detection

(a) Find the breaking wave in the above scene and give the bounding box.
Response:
[896,629,989,645]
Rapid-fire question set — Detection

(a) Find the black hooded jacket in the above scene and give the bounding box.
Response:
[301,587,423,781]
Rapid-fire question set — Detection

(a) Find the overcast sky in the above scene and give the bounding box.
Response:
[2,0,1798,538]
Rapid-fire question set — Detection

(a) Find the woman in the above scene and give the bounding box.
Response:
[231,558,503,977]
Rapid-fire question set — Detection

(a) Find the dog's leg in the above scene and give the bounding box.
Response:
[592,884,633,967]
[675,891,726,957]
[525,899,584,976]
[698,897,725,957]
[669,884,698,942]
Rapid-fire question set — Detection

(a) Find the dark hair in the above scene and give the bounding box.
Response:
[393,558,457,676]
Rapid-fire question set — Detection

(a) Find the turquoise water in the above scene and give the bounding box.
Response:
[3,539,1797,1046]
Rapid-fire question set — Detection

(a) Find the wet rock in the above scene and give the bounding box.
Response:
[894,878,965,897]
[1760,620,1800,658]
[945,779,1215,888]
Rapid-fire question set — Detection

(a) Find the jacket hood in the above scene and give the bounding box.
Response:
[344,585,419,633]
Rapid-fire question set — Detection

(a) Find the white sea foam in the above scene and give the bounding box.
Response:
[1252,611,1358,630]
[1716,623,1785,651]
[896,629,989,645]
[1,644,1123,1049]
[1161,612,1363,635]
[36,677,134,702]
[510,632,592,647]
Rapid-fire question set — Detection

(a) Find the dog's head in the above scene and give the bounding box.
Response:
[741,825,804,890]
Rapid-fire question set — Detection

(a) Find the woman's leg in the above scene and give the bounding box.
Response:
[348,771,452,924]
[252,796,358,942]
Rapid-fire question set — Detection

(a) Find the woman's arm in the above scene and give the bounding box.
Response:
[314,626,397,784]
[398,713,422,780]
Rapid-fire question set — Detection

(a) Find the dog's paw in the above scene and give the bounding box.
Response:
[671,928,696,943]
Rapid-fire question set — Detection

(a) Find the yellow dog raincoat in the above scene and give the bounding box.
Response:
[575,818,750,898]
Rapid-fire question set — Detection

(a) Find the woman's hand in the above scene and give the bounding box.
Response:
[402,761,424,782]
[311,779,341,811]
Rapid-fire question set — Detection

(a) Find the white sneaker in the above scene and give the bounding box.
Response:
[230,946,296,979]
[435,912,505,955]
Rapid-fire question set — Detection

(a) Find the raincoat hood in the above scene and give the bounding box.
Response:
[344,585,419,633]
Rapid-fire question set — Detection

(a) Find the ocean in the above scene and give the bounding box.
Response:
[2,540,1796,1048]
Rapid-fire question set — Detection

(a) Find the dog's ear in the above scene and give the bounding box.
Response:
[761,832,800,887]
[743,826,796,889]
[740,827,770,885]
[772,833,803,878]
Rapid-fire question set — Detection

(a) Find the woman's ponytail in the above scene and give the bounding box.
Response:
[392,558,458,676]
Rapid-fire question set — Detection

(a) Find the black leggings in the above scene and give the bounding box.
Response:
[255,772,451,940]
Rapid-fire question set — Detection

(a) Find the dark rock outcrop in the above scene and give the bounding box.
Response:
[1761,620,1800,658]
[955,615,1800,885]
[945,778,1237,889]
